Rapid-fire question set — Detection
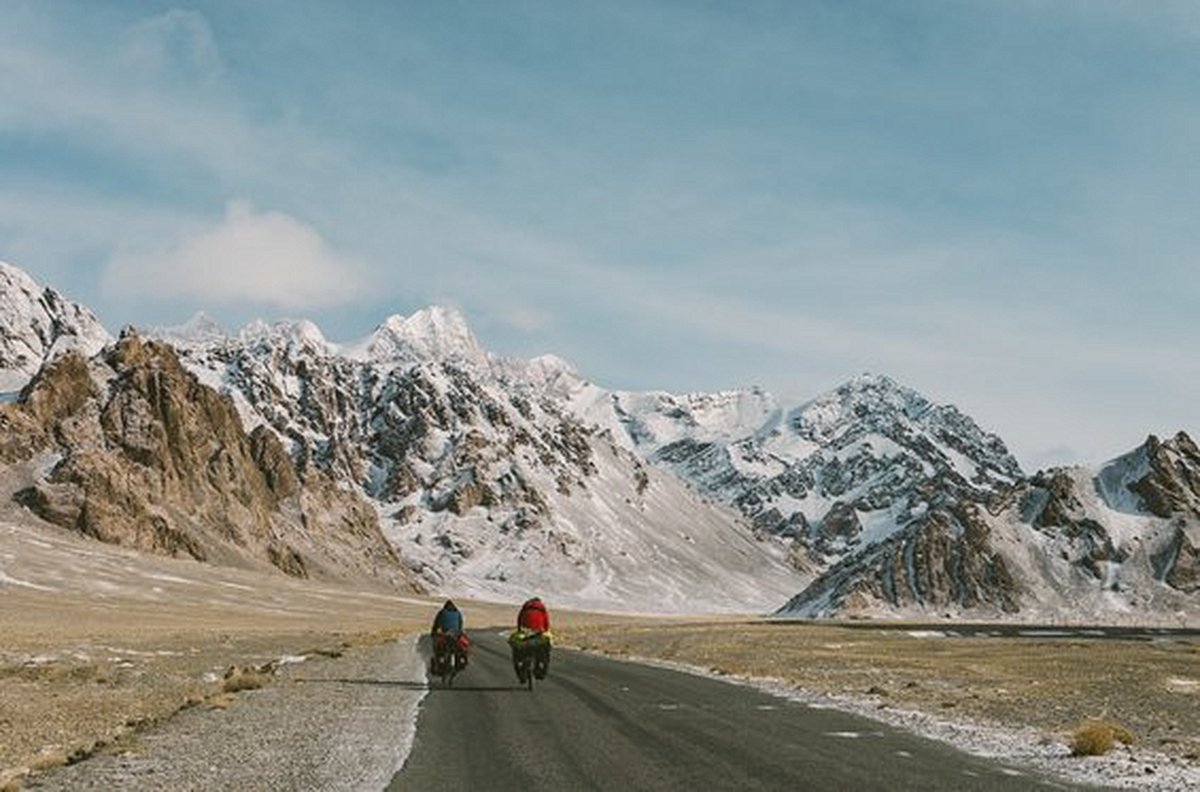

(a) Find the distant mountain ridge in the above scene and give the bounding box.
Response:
[565,373,1023,567]
[158,307,804,612]
[1,261,1196,621]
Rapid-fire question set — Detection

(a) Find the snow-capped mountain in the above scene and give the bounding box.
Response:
[147,308,804,613]
[0,262,111,392]
[570,373,1197,622]
[1,261,1195,621]
[570,374,1024,571]
[779,431,1200,622]
[1,329,408,587]
[343,306,489,368]
[150,311,229,347]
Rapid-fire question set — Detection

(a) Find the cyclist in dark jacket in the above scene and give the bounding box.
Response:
[431,600,468,674]
[431,599,464,635]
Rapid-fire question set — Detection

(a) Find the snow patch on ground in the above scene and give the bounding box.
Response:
[0,567,56,591]
[856,507,906,549]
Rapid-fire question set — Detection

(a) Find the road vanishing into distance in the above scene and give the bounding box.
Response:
[390,631,1096,792]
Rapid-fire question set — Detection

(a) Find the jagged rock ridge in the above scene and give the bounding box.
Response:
[574,374,1023,566]
[552,358,1198,621]
[0,328,410,587]
[0,262,111,392]
[781,431,1200,620]
[147,312,803,612]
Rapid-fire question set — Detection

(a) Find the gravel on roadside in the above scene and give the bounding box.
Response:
[23,637,427,791]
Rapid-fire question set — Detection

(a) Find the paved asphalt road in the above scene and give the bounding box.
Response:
[390,630,1096,792]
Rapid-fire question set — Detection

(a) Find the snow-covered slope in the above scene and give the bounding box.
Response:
[402,436,802,613]
[0,262,110,392]
[154,308,804,613]
[574,374,1023,570]
[554,367,1199,623]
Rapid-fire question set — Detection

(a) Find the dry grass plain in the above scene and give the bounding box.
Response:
[5,511,1199,789]
[1,573,420,788]
[560,620,1200,767]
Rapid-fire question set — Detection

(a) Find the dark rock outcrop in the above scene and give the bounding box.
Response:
[1163,527,1200,593]
[782,503,1020,616]
[1129,432,1200,519]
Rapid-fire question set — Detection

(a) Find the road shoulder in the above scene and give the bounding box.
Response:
[22,637,427,791]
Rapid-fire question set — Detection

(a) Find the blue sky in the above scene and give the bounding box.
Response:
[1,0,1196,469]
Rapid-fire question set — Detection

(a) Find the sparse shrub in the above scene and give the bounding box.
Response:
[222,665,272,693]
[29,748,68,772]
[1070,720,1135,756]
[206,693,237,710]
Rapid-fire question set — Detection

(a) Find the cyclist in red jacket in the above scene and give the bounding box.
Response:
[518,596,550,633]
[510,597,551,682]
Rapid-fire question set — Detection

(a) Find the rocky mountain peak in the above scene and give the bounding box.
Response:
[152,311,229,347]
[780,430,1200,619]
[526,353,578,379]
[1129,431,1200,519]
[0,261,41,297]
[585,371,1026,599]
[238,318,330,355]
[0,261,111,392]
[3,331,409,587]
[790,373,930,443]
[352,305,486,367]
[240,314,328,345]
[522,354,585,396]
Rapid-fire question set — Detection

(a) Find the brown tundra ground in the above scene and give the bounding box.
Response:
[3,513,1199,789]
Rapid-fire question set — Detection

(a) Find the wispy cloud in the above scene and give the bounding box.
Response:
[121,8,224,86]
[104,201,367,310]
[489,307,554,334]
